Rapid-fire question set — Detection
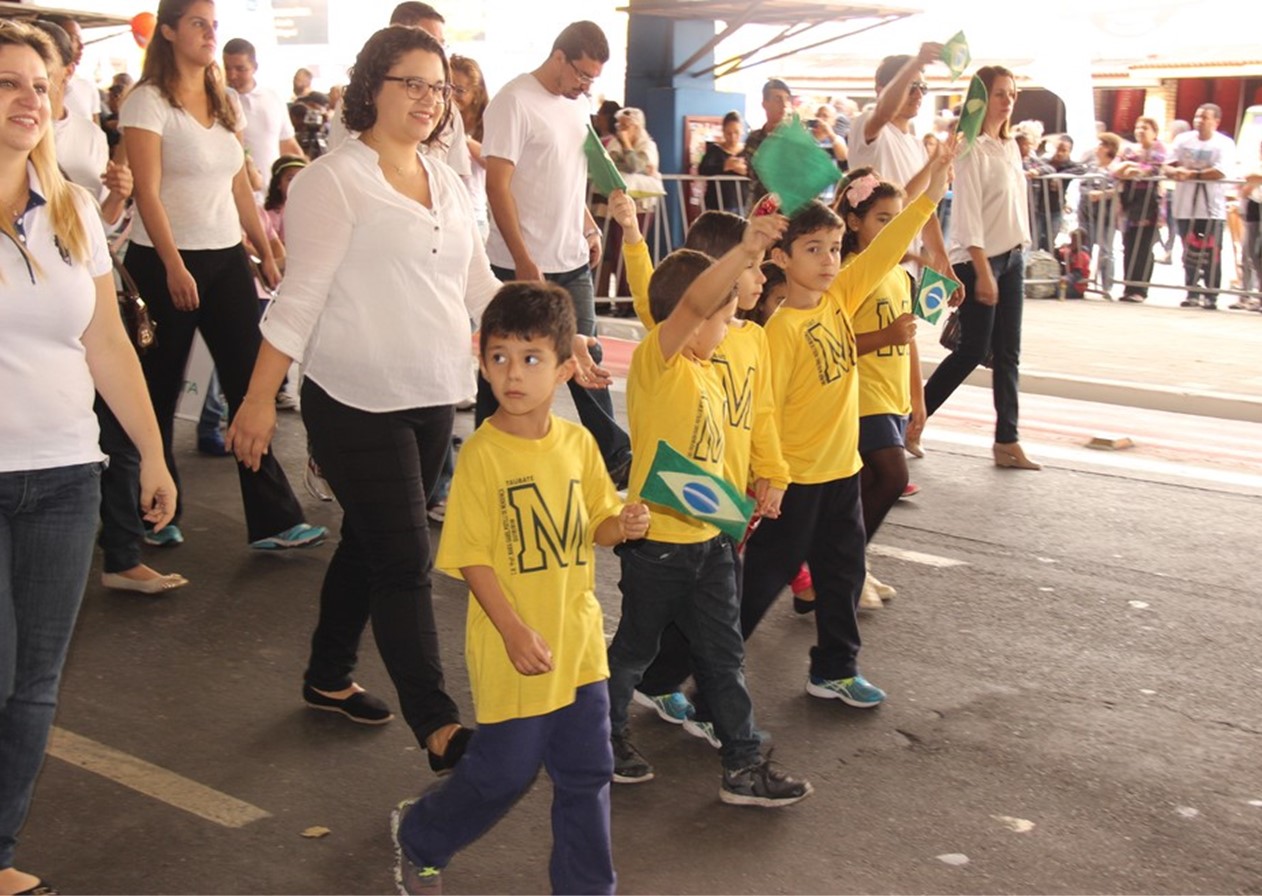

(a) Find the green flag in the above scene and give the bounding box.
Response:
[583,122,626,195]
[941,31,970,80]
[914,267,959,324]
[750,114,842,216]
[639,440,755,540]
[956,75,988,153]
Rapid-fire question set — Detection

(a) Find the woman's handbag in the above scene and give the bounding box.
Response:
[113,255,157,354]
[938,308,992,368]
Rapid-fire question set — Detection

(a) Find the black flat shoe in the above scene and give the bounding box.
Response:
[792,596,816,615]
[427,726,473,776]
[303,683,394,725]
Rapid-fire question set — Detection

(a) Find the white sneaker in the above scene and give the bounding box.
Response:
[867,572,896,601]
[859,578,883,610]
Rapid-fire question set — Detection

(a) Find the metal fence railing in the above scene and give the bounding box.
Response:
[589,172,1262,306]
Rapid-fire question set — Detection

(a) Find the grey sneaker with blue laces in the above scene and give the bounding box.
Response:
[805,673,886,708]
[632,689,694,724]
[682,718,721,748]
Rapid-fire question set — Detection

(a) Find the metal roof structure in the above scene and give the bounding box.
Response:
[619,0,919,79]
[0,1,129,28]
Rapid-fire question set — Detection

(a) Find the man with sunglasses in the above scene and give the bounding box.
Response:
[481,20,633,485]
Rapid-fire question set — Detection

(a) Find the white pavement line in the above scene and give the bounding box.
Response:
[47,727,271,828]
[868,544,968,568]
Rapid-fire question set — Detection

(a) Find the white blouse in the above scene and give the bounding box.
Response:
[948,133,1031,264]
[261,139,500,412]
[0,165,111,472]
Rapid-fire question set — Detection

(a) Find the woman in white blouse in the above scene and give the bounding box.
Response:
[228,25,501,774]
[120,0,325,549]
[923,65,1041,471]
[0,23,176,895]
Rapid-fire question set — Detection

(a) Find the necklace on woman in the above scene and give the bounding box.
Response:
[5,189,29,222]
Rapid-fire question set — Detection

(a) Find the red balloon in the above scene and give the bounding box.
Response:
[131,12,156,49]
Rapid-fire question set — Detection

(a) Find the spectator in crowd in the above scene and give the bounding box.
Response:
[831,95,858,141]
[1155,119,1191,263]
[1057,227,1091,299]
[810,104,847,201]
[742,78,793,210]
[697,110,748,214]
[39,14,99,124]
[1235,142,1262,311]
[483,19,632,485]
[923,65,1039,470]
[1077,131,1121,296]
[0,22,177,896]
[1163,103,1235,309]
[1015,120,1055,251]
[1113,116,1166,303]
[101,73,133,155]
[592,98,620,144]
[450,53,490,240]
[1044,135,1082,250]
[291,92,330,159]
[599,106,661,309]
[847,44,953,293]
[222,37,306,191]
[292,66,312,100]
[228,24,501,773]
[120,0,325,549]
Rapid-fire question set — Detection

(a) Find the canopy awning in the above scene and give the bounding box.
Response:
[0,1,130,28]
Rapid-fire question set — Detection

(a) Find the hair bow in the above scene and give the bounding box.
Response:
[845,173,881,206]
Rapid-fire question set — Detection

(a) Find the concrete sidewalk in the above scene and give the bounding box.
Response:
[598,297,1262,423]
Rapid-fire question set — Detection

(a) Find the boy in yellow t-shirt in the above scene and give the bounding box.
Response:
[737,152,952,711]
[606,215,813,808]
[392,283,649,896]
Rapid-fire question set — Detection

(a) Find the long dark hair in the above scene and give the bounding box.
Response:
[342,25,451,142]
[264,156,307,211]
[138,0,237,130]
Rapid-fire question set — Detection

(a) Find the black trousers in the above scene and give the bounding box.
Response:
[300,379,460,748]
[1121,222,1160,298]
[122,243,302,542]
[94,395,143,573]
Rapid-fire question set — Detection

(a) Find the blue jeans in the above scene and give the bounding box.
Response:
[607,535,760,770]
[924,248,1026,444]
[400,682,615,895]
[197,369,225,441]
[94,396,144,573]
[484,265,630,471]
[0,462,101,869]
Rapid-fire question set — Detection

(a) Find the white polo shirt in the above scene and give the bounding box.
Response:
[0,165,111,472]
[233,83,296,183]
[483,72,590,273]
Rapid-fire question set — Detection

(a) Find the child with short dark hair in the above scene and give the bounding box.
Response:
[738,150,953,709]
[604,212,813,807]
[742,261,788,325]
[392,282,650,895]
[1058,228,1091,298]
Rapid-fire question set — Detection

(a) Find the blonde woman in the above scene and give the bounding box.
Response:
[0,22,176,895]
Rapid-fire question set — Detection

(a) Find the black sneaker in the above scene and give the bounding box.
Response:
[720,754,813,807]
[611,732,654,783]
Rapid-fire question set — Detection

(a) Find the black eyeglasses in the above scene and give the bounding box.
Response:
[567,58,598,87]
[382,75,452,102]
[450,84,469,98]
[909,81,930,95]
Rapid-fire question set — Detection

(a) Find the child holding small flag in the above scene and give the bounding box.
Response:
[392,283,650,895]
[839,167,928,607]
[604,213,814,807]
[737,146,955,710]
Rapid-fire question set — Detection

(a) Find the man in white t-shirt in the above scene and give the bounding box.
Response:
[42,15,100,124]
[482,20,631,481]
[326,2,472,180]
[222,38,306,186]
[847,42,953,284]
[1163,103,1237,309]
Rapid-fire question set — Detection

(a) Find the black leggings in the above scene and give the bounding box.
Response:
[122,243,303,542]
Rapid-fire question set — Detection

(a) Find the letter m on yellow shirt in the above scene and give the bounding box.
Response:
[506,480,589,574]
[803,317,855,385]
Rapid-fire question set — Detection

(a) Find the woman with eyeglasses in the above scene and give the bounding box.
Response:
[119,0,325,550]
[923,65,1039,470]
[227,26,502,774]
[1,22,176,896]
[449,55,490,242]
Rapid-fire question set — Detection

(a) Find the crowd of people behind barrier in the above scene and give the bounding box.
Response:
[4,3,1262,895]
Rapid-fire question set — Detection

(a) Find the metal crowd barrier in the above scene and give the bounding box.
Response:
[589,172,1262,304]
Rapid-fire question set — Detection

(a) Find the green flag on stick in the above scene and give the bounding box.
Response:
[914,267,960,324]
[956,75,988,154]
[941,31,970,80]
[639,440,755,540]
[583,122,626,195]
[750,114,843,216]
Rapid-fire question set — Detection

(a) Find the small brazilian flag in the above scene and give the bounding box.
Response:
[941,31,970,80]
[956,75,988,154]
[640,440,755,540]
[583,122,627,196]
[914,267,959,324]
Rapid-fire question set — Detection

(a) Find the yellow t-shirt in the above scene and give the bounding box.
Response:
[436,416,622,724]
[765,195,935,483]
[623,240,789,491]
[627,325,727,544]
[854,265,914,417]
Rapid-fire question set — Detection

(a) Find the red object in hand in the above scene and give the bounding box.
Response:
[751,192,781,217]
